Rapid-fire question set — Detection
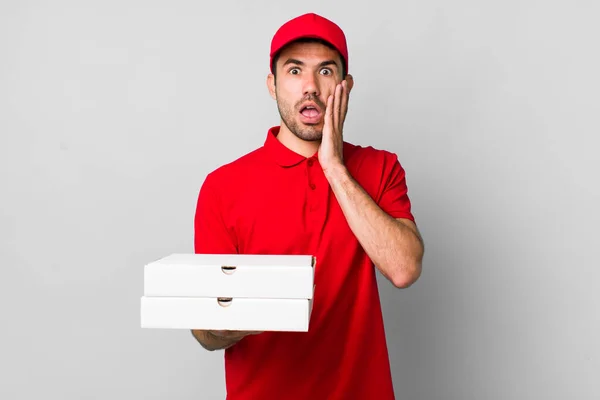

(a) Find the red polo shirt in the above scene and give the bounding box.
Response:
[194,126,415,400]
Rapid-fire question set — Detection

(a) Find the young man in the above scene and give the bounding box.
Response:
[192,13,424,400]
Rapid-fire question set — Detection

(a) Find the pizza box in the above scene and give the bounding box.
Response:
[140,293,314,332]
[143,253,315,299]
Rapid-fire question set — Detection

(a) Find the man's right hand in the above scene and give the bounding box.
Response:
[210,330,264,340]
[191,329,264,351]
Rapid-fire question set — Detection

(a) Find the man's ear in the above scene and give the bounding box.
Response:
[344,74,354,93]
[267,73,276,100]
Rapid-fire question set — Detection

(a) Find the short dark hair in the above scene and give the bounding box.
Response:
[271,37,347,81]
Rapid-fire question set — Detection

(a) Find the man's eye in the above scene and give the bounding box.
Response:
[290,68,300,74]
[320,68,332,75]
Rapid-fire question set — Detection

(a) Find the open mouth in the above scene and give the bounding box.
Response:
[299,103,322,123]
[300,105,320,118]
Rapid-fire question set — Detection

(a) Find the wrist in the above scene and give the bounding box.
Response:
[323,162,350,183]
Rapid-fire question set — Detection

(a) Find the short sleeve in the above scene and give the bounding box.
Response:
[378,153,415,223]
[194,173,238,254]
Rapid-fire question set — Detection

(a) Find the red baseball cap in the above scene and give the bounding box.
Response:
[269,13,348,74]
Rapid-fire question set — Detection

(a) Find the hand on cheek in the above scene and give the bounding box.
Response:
[318,80,349,172]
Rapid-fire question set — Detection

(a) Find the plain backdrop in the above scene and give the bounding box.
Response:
[1,1,599,399]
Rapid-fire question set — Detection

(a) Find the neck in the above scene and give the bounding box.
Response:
[277,123,320,158]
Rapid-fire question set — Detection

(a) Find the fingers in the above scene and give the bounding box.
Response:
[211,330,264,339]
[333,82,342,129]
[340,80,349,125]
[211,330,240,339]
[324,80,349,137]
[324,94,334,131]
[328,81,348,131]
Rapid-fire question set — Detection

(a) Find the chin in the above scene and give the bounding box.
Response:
[282,117,323,141]
[295,129,322,142]
[304,135,322,142]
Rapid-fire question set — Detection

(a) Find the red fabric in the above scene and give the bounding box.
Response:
[194,126,414,400]
[269,13,349,73]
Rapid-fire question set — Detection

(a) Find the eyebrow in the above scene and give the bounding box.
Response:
[282,58,339,69]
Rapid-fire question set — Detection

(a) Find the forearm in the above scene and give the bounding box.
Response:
[324,164,424,288]
[190,330,240,351]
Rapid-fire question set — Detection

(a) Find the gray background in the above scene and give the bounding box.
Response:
[1,1,598,399]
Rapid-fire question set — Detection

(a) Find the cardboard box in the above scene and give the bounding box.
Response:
[143,253,315,299]
[140,295,313,332]
[141,253,316,332]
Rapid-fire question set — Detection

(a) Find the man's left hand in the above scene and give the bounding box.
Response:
[319,80,349,173]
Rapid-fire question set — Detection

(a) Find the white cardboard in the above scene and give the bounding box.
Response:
[140,295,313,332]
[144,253,315,299]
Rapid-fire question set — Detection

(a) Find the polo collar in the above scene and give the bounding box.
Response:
[263,125,357,167]
[264,126,310,167]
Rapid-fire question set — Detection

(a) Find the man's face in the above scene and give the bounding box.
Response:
[270,41,347,142]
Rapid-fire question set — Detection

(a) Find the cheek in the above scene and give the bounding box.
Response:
[277,86,299,106]
[319,82,337,101]
[276,93,296,114]
[284,76,311,94]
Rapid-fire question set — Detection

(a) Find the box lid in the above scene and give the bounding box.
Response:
[150,253,315,268]
[143,253,315,299]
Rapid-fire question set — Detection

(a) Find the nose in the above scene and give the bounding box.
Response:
[302,72,320,97]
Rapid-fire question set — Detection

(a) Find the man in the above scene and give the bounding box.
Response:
[192,12,424,400]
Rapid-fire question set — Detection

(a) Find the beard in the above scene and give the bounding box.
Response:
[276,91,326,142]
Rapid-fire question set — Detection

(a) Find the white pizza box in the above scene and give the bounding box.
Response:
[144,253,315,299]
[140,294,314,332]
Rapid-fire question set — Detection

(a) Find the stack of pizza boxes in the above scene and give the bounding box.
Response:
[141,254,315,332]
